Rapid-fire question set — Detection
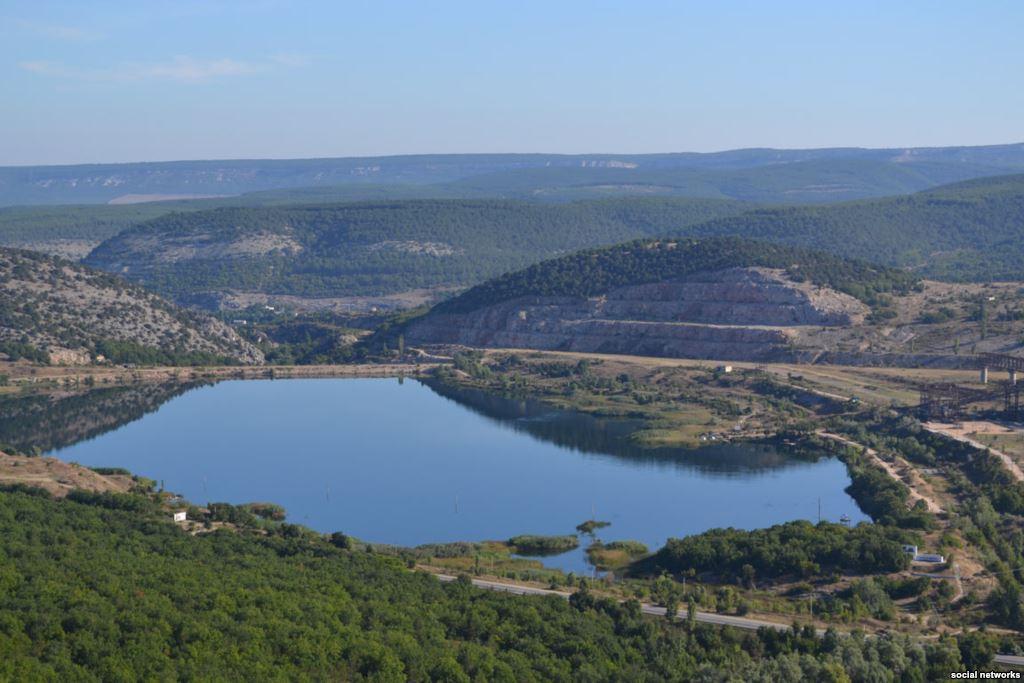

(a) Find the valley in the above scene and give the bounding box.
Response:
[3,152,1024,678]
[9,2,1024,675]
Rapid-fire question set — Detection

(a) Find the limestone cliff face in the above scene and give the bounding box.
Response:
[407,268,866,361]
[594,268,867,326]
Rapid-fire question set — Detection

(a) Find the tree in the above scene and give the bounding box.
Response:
[664,596,679,623]
[330,531,352,550]
[741,563,756,589]
[958,630,997,669]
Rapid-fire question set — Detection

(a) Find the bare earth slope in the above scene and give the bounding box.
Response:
[408,266,1024,367]
[407,267,869,361]
[0,248,263,364]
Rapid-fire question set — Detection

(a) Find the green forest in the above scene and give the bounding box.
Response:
[675,174,1024,281]
[634,520,912,580]
[81,199,753,300]
[4,172,1024,307]
[0,486,996,680]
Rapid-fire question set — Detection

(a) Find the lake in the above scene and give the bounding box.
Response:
[42,377,868,572]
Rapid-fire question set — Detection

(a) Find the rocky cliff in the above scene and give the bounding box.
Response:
[407,268,867,361]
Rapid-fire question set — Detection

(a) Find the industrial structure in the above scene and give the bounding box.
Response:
[917,353,1023,420]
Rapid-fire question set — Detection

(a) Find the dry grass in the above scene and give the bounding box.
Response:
[0,452,134,498]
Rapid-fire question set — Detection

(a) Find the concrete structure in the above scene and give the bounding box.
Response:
[913,553,945,564]
[979,353,1024,385]
[173,511,187,523]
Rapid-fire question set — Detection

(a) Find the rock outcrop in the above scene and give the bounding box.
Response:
[407,268,866,361]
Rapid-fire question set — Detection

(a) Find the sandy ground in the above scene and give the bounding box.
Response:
[481,347,988,407]
[924,421,1024,482]
[0,452,134,498]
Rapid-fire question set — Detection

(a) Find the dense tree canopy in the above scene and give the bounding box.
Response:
[0,487,988,680]
[82,199,752,301]
[634,520,912,580]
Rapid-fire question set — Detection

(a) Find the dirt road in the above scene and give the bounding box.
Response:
[818,432,944,514]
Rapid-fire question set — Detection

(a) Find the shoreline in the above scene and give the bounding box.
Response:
[0,360,443,391]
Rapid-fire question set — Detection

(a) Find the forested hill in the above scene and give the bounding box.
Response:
[0,248,263,365]
[433,237,919,315]
[81,198,754,305]
[672,173,1024,281]
[0,486,976,679]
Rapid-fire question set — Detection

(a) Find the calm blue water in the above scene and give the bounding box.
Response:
[49,378,868,572]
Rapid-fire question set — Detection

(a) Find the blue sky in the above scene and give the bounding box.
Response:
[1,0,1022,165]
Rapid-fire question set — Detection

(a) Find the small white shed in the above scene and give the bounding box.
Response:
[173,511,187,523]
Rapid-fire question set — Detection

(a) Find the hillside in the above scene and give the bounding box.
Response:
[431,237,918,315]
[0,185,492,259]
[0,248,263,365]
[403,237,1024,365]
[3,143,1024,206]
[673,174,1024,281]
[0,484,969,679]
[81,198,754,310]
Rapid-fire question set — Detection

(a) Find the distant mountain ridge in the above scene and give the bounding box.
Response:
[3,143,1024,206]
[77,172,1024,311]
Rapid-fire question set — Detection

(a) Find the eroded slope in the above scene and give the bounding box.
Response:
[0,248,263,364]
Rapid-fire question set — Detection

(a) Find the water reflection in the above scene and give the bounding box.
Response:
[423,379,815,476]
[0,382,205,453]
[18,377,866,573]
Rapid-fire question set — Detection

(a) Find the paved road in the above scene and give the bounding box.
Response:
[433,573,806,633]
[428,577,1024,667]
[995,654,1024,667]
[434,573,1024,667]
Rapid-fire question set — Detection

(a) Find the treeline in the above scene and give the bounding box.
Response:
[0,486,999,679]
[633,520,911,580]
[675,173,1024,281]
[436,237,919,315]
[93,339,237,367]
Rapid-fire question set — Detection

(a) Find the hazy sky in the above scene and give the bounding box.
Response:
[2,0,1022,165]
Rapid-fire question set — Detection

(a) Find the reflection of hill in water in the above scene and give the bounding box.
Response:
[422,379,820,476]
[0,382,205,453]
